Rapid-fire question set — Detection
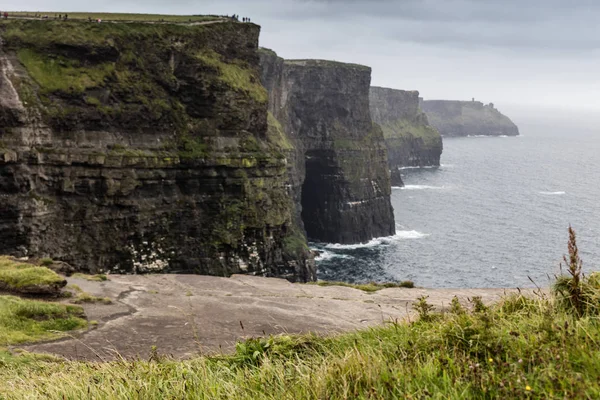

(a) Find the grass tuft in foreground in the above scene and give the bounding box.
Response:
[0,257,66,293]
[71,273,109,282]
[1,289,600,398]
[311,280,415,292]
[0,296,86,346]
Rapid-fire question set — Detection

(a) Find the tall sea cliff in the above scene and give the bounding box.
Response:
[0,20,316,281]
[369,87,442,186]
[260,49,395,244]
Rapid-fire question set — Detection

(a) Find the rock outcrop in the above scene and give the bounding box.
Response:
[369,87,442,186]
[260,49,395,244]
[421,100,519,137]
[0,20,315,282]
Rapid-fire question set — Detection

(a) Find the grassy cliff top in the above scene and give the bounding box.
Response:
[285,59,370,71]
[6,12,227,23]
[0,18,267,137]
[370,86,419,96]
[380,118,442,147]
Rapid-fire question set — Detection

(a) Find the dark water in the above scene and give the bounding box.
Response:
[314,123,600,288]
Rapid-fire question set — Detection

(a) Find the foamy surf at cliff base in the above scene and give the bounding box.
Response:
[316,230,430,250]
[400,185,446,190]
[313,249,354,262]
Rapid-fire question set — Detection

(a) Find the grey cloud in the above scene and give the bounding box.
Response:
[3,0,599,109]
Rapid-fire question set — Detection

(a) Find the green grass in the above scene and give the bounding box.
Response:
[71,273,109,282]
[195,50,268,103]
[17,48,115,95]
[266,112,293,150]
[0,257,65,292]
[311,280,415,292]
[380,118,442,147]
[70,293,112,305]
[8,12,224,23]
[0,296,86,346]
[0,291,599,398]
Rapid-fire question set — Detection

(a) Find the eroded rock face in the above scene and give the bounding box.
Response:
[260,50,395,244]
[422,100,519,137]
[0,20,315,282]
[369,87,443,186]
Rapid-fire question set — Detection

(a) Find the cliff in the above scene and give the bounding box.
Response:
[369,87,442,186]
[260,49,395,244]
[421,100,519,137]
[0,20,315,281]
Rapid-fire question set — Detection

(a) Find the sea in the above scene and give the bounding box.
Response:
[314,109,600,288]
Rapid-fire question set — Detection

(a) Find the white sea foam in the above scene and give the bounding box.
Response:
[323,230,429,250]
[401,185,446,190]
[314,249,353,261]
[539,191,566,195]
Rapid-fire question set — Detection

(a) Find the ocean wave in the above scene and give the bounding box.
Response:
[314,249,353,261]
[322,230,429,250]
[401,185,446,190]
[539,191,566,195]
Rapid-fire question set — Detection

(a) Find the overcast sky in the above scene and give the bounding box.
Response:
[5,1,600,113]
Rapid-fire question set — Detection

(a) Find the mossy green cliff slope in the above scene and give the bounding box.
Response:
[369,87,443,186]
[0,20,314,281]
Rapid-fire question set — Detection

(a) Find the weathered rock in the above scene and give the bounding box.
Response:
[260,50,395,244]
[421,100,519,137]
[369,87,443,186]
[0,279,67,296]
[0,20,315,282]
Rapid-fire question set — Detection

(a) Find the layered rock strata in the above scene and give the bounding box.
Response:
[0,20,315,281]
[421,100,519,137]
[260,50,395,244]
[369,87,443,186]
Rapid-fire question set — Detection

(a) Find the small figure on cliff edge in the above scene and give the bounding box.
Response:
[4,12,8,19]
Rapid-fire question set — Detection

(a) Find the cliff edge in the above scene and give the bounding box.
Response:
[421,100,519,137]
[0,20,315,281]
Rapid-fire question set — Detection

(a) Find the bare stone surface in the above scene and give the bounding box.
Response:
[21,274,534,361]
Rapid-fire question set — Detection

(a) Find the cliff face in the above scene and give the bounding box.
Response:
[422,100,519,137]
[260,50,395,244]
[369,87,442,186]
[0,20,315,282]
